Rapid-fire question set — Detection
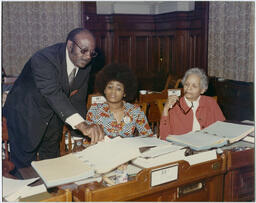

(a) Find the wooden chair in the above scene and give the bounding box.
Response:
[86,92,106,110]
[174,78,182,88]
[60,93,106,155]
[139,90,168,134]
[156,98,167,116]
[134,102,148,115]
[2,117,16,178]
[164,74,182,90]
[60,125,72,156]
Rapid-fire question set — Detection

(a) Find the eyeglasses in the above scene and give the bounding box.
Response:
[72,40,98,58]
[176,99,193,115]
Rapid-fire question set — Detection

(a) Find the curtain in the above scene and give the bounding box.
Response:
[208,2,254,82]
[2,2,82,76]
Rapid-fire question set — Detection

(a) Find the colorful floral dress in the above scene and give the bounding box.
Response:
[86,102,153,138]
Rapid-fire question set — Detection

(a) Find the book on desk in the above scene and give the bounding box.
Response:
[166,121,254,151]
[31,136,177,188]
[31,153,95,188]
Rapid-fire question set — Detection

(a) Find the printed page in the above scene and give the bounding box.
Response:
[132,149,186,168]
[122,136,173,149]
[31,153,94,188]
[184,149,217,165]
[202,121,255,143]
[141,144,183,158]
[5,184,47,202]
[3,177,39,197]
[75,137,141,174]
[167,131,226,151]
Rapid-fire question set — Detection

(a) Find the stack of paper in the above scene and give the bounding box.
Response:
[166,121,254,151]
[75,136,176,174]
[3,177,46,202]
[31,153,94,188]
[132,149,217,168]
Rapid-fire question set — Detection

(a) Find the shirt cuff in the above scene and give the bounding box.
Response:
[65,113,85,129]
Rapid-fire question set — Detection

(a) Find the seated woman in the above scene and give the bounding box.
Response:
[160,67,225,140]
[86,63,153,138]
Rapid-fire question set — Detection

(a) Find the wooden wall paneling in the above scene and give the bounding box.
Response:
[135,35,149,76]
[168,35,176,76]
[189,30,202,69]
[173,31,189,78]
[82,2,209,91]
[114,34,132,66]
[151,35,160,73]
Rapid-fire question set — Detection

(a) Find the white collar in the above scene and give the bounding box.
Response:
[184,95,201,108]
[66,47,78,76]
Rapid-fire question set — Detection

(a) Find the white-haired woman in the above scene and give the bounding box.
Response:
[160,67,225,140]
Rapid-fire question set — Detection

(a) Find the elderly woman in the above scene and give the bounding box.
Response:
[86,63,153,138]
[160,67,225,140]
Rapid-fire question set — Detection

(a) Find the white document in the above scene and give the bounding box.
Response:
[91,96,106,104]
[75,137,141,174]
[151,164,178,187]
[132,149,187,168]
[202,121,254,143]
[31,153,94,188]
[3,177,39,198]
[167,121,254,150]
[74,174,102,186]
[75,136,180,174]
[141,144,183,158]
[124,136,174,148]
[243,136,254,143]
[184,149,217,165]
[5,184,47,202]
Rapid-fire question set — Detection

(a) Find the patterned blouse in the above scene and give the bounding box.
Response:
[86,102,153,138]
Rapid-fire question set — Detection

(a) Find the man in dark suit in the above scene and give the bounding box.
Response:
[3,28,105,170]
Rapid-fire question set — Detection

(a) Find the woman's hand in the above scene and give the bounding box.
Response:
[162,95,179,116]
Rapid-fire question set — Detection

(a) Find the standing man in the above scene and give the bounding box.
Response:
[3,28,105,171]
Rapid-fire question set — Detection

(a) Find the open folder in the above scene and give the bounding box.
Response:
[166,121,254,151]
[31,154,94,188]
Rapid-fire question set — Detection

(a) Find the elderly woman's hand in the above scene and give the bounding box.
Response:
[162,95,179,116]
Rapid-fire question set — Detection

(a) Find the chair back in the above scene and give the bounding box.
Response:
[156,98,167,115]
[139,90,168,134]
[60,125,72,156]
[87,93,106,110]
[134,102,148,115]
[164,74,182,90]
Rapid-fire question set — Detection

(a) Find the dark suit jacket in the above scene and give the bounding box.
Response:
[3,43,92,152]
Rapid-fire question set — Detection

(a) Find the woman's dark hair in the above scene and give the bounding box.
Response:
[95,63,138,102]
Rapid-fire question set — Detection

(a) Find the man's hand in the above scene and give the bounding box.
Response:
[75,122,105,144]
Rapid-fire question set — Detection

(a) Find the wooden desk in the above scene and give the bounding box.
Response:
[72,155,226,201]
[17,142,254,202]
[223,148,255,201]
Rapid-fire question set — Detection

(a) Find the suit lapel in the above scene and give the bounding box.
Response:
[58,44,70,96]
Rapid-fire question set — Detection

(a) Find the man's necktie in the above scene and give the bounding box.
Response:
[68,68,76,85]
